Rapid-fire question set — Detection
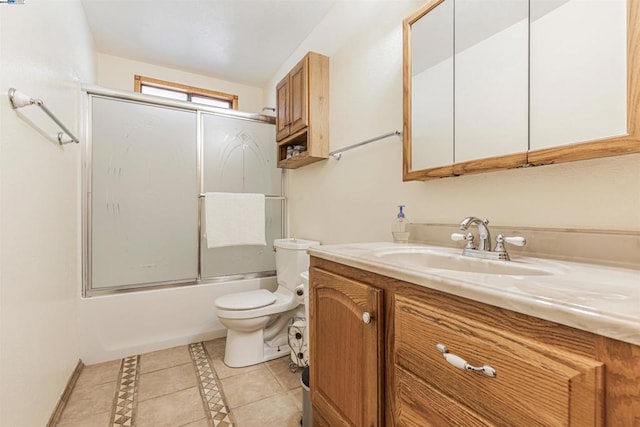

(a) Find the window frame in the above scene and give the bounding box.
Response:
[134,74,239,110]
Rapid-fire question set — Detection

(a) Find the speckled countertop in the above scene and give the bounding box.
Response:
[308,242,640,346]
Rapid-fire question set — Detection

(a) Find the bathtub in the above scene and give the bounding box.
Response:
[78,276,277,364]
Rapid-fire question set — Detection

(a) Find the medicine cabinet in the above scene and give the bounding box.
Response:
[403,0,640,181]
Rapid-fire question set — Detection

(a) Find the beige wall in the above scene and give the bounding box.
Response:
[97,53,266,113]
[0,1,95,424]
[265,1,640,246]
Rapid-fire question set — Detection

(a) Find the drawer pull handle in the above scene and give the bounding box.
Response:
[436,344,497,378]
[362,312,372,324]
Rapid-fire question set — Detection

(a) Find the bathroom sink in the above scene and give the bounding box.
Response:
[373,247,553,276]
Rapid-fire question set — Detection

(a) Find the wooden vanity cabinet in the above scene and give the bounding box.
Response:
[309,257,640,427]
[275,51,329,169]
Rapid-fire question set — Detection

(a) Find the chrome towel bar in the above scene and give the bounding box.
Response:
[8,88,79,145]
[330,130,401,160]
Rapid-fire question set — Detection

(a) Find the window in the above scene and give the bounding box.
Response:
[134,75,238,109]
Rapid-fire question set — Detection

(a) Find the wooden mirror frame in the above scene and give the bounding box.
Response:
[402,0,640,181]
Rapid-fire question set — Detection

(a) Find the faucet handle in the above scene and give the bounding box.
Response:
[451,232,466,241]
[451,232,475,249]
[503,236,526,246]
[494,234,526,252]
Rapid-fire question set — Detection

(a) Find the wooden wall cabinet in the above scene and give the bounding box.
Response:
[276,52,329,169]
[309,257,640,426]
[403,0,640,181]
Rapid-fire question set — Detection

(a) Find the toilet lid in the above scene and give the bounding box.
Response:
[215,289,277,310]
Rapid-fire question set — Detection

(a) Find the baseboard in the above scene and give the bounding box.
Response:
[46,359,84,427]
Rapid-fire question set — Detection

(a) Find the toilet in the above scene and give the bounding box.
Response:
[215,238,320,368]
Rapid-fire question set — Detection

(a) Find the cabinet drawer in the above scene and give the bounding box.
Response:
[396,365,493,426]
[394,295,604,426]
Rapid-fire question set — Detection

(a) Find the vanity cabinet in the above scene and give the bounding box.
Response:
[309,257,640,426]
[275,51,329,169]
[309,267,383,426]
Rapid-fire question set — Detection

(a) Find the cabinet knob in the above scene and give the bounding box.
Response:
[436,343,496,378]
[362,312,372,324]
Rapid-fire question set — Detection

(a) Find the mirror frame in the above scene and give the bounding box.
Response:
[403,0,640,181]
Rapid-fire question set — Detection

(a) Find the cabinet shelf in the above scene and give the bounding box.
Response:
[276,128,327,169]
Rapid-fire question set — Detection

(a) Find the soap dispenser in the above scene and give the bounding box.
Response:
[392,205,410,243]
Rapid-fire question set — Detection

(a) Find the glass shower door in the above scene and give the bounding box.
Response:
[90,97,199,289]
[201,113,282,278]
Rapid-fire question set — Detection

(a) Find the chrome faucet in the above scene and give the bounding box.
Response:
[452,217,526,261]
[459,216,492,251]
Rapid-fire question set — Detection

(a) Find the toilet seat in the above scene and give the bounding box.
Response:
[215,289,277,310]
[215,286,300,320]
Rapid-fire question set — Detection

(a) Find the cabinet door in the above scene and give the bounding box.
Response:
[310,267,383,426]
[289,56,308,135]
[275,75,290,141]
[529,0,627,151]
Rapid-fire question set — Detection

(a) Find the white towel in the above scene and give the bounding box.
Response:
[204,192,266,248]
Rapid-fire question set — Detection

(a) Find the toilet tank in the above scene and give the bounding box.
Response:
[274,238,320,290]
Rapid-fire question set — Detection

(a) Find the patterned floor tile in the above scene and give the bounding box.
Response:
[58,343,243,427]
[189,342,235,427]
[110,355,140,427]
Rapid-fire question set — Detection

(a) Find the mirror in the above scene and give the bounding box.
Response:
[403,0,640,181]
[454,0,528,163]
[410,0,454,171]
[529,0,627,150]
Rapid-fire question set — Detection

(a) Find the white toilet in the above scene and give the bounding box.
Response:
[215,238,320,368]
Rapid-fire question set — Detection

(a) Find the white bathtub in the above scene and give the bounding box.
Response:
[78,276,277,364]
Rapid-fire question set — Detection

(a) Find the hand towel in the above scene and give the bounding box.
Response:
[205,192,266,248]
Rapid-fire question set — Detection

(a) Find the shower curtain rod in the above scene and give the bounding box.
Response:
[199,194,285,200]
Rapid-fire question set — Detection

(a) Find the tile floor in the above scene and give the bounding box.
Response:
[56,338,303,427]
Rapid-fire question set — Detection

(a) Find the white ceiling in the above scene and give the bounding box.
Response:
[80,0,336,88]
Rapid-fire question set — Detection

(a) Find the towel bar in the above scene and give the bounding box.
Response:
[329,130,401,160]
[198,194,285,200]
[8,88,79,145]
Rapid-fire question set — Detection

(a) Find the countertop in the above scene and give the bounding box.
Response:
[308,242,640,346]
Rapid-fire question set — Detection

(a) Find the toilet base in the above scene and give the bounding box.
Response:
[223,329,291,368]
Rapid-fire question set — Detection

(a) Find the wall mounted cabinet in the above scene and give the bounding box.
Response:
[276,51,329,169]
[403,0,640,181]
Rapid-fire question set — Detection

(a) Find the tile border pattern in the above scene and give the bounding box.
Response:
[110,355,140,427]
[189,342,235,427]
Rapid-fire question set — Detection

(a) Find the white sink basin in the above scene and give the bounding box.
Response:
[373,247,554,276]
